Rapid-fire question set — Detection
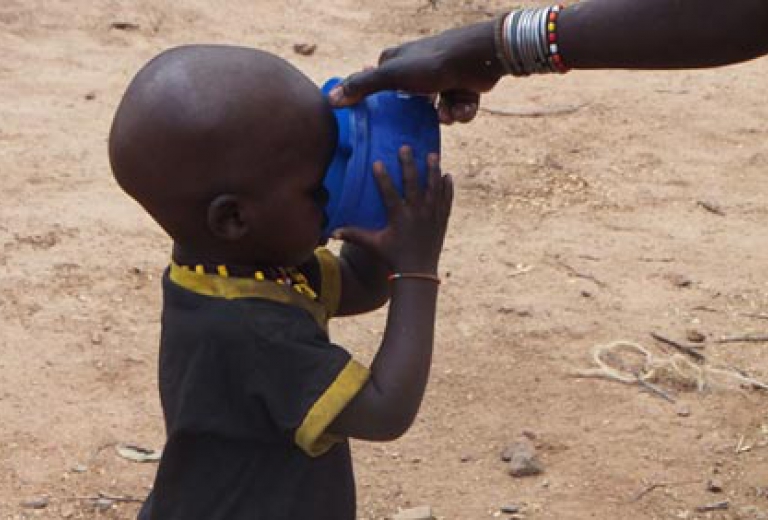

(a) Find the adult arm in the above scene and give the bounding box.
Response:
[330,0,768,121]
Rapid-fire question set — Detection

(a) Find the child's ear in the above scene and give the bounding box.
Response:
[207,195,249,241]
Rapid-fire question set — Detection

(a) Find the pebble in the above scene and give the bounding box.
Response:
[687,329,706,343]
[392,505,434,520]
[676,405,691,417]
[504,440,544,478]
[669,273,693,288]
[501,504,521,514]
[293,43,318,56]
[706,479,724,493]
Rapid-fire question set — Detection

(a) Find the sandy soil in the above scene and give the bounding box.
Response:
[2,0,768,519]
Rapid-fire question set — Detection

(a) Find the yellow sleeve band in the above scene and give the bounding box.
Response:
[294,359,370,457]
[315,247,341,318]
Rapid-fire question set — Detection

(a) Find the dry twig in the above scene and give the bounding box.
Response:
[554,259,607,287]
[650,332,705,363]
[740,312,768,321]
[480,103,588,118]
[631,480,701,502]
[715,335,768,344]
[695,501,729,512]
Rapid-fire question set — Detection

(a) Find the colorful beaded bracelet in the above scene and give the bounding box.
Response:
[495,4,570,76]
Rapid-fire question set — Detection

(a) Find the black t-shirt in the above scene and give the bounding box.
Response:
[138,249,369,520]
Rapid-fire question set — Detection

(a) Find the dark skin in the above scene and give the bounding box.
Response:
[109,45,454,440]
[328,0,768,123]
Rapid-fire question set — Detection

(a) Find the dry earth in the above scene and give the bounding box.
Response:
[1,0,768,519]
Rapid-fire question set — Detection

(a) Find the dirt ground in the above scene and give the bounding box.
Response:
[2,0,768,518]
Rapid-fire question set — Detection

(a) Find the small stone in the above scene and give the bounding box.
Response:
[392,505,434,520]
[20,497,49,509]
[501,504,521,514]
[676,405,691,417]
[506,440,544,478]
[687,329,706,343]
[84,92,96,101]
[581,290,592,298]
[91,332,103,345]
[668,273,693,288]
[707,479,724,493]
[293,43,317,56]
[460,455,472,463]
[71,464,88,473]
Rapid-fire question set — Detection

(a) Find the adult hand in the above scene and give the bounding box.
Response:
[328,20,504,124]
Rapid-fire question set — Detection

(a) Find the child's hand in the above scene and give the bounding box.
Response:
[333,147,453,274]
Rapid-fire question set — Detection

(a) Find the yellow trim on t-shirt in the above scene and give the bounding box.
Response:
[294,359,370,457]
[168,252,333,331]
[315,247,341,318]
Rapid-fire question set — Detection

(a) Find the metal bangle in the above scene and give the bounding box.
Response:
[494,13,513,75]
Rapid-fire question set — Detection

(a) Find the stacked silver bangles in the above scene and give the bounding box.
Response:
[494,5,569,77]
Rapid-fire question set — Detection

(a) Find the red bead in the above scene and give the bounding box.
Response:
[549,33,557,43]
[549,12,557,21]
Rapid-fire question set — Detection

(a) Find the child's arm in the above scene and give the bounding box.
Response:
[334,242,390,317]
[327,147,453,441]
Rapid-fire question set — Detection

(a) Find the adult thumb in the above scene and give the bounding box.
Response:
[328,68,392,107]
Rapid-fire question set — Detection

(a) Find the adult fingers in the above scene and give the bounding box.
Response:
[437,90,480,124]
[329,67,396,107]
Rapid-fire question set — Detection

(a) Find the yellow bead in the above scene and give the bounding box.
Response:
[548,22,556,32]
[255,271,265,281]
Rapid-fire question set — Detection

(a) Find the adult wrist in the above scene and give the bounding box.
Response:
[494,5,570,77]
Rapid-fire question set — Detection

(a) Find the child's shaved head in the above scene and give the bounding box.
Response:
[109,45,336,266]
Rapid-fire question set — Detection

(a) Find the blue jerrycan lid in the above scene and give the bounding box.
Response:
[321,78,440,237]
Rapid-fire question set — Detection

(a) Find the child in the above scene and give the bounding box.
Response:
[108,45,453,519]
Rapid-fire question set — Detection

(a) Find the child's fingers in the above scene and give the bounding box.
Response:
[440,173,454,223]
[399,146,420,204]
[424,153,441,206]
[373,161,403,215]
[332,226,378,251]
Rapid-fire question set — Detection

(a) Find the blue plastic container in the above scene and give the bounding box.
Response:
[321,78,440,237]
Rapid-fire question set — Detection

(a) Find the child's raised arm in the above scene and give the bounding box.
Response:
[334,242,390,317]
[328,147,453,441]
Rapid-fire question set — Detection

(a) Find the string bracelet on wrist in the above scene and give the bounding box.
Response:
[387,272,442,285]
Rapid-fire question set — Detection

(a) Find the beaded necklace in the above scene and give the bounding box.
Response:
[176,263,318,301]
